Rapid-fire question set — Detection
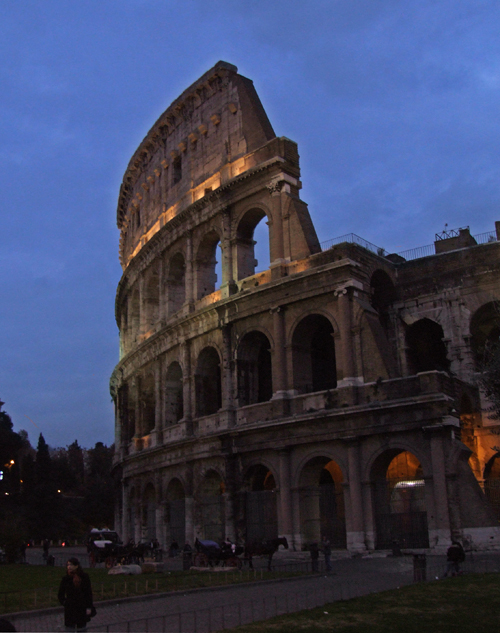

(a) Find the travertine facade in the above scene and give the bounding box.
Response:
[111,62,500,553]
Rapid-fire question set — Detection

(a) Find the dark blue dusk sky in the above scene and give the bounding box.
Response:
[1,0,499,448]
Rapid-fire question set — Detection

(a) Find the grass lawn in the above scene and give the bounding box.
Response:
[228,573,500,633]
[0,564,302,614]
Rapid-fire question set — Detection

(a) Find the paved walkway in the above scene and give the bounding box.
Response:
[8,552,500,632]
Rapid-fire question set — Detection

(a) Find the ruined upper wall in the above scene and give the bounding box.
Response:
[117,62,277,266]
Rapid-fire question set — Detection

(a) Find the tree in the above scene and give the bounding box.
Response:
[83,443,115,528]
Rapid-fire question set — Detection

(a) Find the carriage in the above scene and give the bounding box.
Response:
[193,539,243,569]
[87,531,163,568]
[86,529,124,568]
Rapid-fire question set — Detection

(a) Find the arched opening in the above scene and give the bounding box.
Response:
[165,362,183,425]
[292,315,337,394]
[143,266,160,335]
[371,450,428,549]
[484,454,500,521]
[370,270,396,331]
[140,372,156,435]
[470,302,500,367]
[196,470,225,542]
[237,331,273,406]
[196,231,221,299]
[235,209,270,280]
[299,458,346,549]
[195,347,222,416]
[165,479,185,547]
[406,318,450,374]
[143,484,156,540]
[244,465,278,541]
[166,252,186,316]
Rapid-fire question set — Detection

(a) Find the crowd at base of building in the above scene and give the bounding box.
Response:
[110,61,500,555]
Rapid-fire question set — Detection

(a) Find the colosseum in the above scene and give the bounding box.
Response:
[110,61,500,554]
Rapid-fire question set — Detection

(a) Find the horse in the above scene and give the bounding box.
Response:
[244,536,289,571]
[194,538,244,568]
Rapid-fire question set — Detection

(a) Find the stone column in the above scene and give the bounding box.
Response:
[346,440,366,553]
[138,275,145,338]
[181,340,193,433]
[119,311,127,358]
[279,450,293,545]
[335,288,356,386]
[158,256,166,323]
[185,497,195,545]
[291,486,302,551]
[223,492,236,542]
[153,360,162,446]
[271,306,288,397]
[428,429,452,547]
[185,231,194,307]
[268,181,286,278]
[220,208,236,298]
[220,325,235,427]
[122,482,129,543]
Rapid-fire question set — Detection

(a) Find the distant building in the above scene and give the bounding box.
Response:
[111,61,500,552]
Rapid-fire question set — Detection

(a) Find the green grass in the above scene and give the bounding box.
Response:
[0,565,302,614]
[227,573,500,633]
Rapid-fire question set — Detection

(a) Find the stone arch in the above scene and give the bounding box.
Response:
[195,229,221,299]
[483,453,500,521]
[236,331,273,406]
[195,469,225,542]
[470,301,500,367]
[235,207,270,280]
[195,346,222,416]
[370,450,429,549]
[406,318,450,374]
[291,314,337,394]
[166,251,186,315]
[165,478,186,547]
[242,464,278,541]
[165,361,183,425]
[143,482,157,540]
[298,457,346,549]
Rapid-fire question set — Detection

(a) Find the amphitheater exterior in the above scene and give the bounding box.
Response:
[110,61,500,553]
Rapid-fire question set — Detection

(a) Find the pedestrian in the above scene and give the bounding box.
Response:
[182,542,193,570]
[310,542,319,572]
[322,535,332,571]
[42,539,49,562]
[443,541,465,577]
[58,557,95,632]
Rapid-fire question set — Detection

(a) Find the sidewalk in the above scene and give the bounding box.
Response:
[9,551,500,632]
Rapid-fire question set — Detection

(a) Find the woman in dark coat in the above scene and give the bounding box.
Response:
[58,557,94,631]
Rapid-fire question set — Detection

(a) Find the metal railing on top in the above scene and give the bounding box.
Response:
[320,231,497,262]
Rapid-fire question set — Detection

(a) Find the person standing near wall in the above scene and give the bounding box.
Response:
[322,535,332,571]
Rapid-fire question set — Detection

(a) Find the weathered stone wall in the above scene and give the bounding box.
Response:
[111,62,500,554]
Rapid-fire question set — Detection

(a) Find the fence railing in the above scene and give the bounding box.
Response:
[87,556,499,632]
[320,231,497,262]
